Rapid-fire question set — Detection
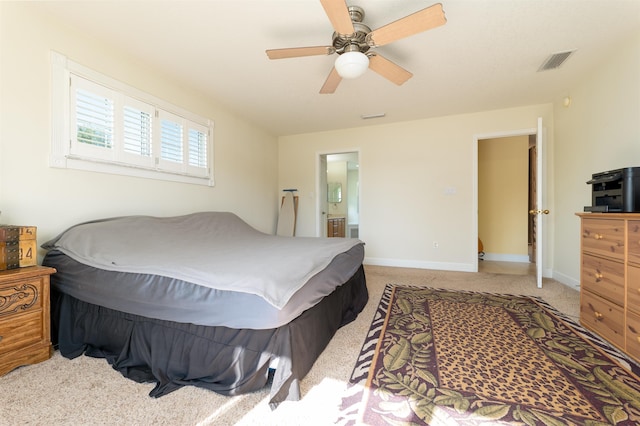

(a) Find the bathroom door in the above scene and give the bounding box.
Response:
[319,155,328,237]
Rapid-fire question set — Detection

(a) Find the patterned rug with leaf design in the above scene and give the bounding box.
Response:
[337,285,640,425]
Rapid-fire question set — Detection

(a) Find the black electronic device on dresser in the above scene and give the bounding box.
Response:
[584,167,640,212]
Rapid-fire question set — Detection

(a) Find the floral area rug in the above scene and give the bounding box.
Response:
[338,285,640,425]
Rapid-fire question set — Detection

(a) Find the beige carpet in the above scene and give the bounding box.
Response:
[0,265,579,426]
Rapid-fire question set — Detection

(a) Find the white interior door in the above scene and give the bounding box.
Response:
[319,155,328,237]
[534,117,547,288]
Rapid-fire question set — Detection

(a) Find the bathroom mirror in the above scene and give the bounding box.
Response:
[327,182,342,203]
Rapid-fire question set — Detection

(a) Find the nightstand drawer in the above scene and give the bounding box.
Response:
[581,218,625,260]
[0,278,43,318]
[581,254,624,305]
[0,311,43,355]
[581,290,624,349]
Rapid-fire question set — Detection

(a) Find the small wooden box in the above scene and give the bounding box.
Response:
[18,226,37,241]
[0,242,20,270]
[19,240,37,267]
[0,226,37,270]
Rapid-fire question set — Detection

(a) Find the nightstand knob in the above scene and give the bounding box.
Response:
[594,234,604,240]
[594,272,604,281]
[594,311,604,321]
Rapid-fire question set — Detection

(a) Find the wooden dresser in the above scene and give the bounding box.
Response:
[327,217,345,238]
[577,213,640,361]
[0,266,56,375]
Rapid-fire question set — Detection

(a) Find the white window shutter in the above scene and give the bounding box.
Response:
[120,96,155,167]
[70,76,116,161]
[186,122,210,177]
[54,53,214,186]
[157,110,184,173]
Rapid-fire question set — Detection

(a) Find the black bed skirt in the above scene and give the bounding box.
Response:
[50,265,368,408]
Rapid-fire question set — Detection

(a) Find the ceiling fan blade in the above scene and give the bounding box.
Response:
[367,3,446,47]
[320,67,342,94]
[368,54,413,85]
[266,46,335,59]
[320,0,355,35]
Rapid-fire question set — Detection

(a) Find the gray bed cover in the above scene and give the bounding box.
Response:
[42,212,365,329]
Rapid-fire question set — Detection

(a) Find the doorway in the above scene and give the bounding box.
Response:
[477,134,536,276]
[318,152,359,238]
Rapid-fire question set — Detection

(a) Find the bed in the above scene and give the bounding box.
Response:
[41,212,367,408]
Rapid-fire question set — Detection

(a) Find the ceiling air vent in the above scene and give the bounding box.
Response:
[538,50,576,72]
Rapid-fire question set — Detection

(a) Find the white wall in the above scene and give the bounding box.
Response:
[553,30,640,286]
[279,104,553,273]
[0,3,279,258]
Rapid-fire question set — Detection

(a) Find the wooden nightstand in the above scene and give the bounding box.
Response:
[0,266,56,375]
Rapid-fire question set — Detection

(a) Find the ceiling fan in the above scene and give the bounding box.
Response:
[266,0,447,94]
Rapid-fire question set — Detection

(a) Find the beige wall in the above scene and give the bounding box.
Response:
[279,105,554,272]
[0,3,279,256]
[552,30,640,286]
[478,136,529,259]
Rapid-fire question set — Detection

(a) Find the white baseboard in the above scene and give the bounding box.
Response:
[364,257,474,272]
[363,258,580,293]
[482,253,530,263]
[551,270,580,290]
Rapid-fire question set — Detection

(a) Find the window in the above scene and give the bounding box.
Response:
[51,52,214,186]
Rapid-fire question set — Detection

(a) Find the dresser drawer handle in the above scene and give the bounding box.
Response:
[594,311,604,321]
[594,272,604,281]
[594,234,604,240]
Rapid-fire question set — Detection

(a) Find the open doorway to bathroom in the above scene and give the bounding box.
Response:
[318,152,359,238]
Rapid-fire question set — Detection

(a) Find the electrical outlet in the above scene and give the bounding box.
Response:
[433,241,439,249]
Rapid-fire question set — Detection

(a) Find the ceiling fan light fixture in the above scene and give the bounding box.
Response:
[334,51,369,79]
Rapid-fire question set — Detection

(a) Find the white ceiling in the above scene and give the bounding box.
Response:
[37,0,640,136]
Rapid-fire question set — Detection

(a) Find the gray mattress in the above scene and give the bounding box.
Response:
[42,212,363,310]
[43,243,364,329]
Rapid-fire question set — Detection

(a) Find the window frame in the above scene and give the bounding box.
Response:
[51,51,214,187]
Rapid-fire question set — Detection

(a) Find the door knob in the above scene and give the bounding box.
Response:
[529,209,550,215]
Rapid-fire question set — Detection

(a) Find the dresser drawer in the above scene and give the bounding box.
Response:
[626,310,640,361]
[581,218,625,260]
[628,220,640,266]
[627,265,640,316]
[581,253,624,305]
[580,290,624,349]
[0,311,43,356]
